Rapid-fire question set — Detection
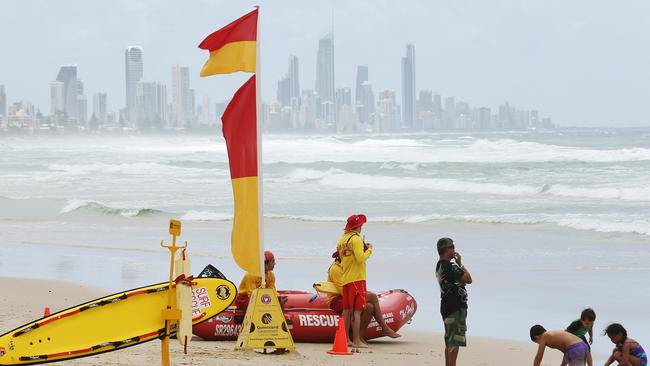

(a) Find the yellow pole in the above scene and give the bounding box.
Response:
[161,220,184,366]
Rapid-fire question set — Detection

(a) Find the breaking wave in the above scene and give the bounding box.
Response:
[60,199,166,217]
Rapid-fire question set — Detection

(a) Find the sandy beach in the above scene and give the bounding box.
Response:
[0,277,566,366]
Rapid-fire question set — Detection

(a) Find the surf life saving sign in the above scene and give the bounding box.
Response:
[198,7,265,279]
[235,288,295,351]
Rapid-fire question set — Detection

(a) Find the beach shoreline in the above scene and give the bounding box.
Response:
[0,277,569,366]
[0,216,648,360]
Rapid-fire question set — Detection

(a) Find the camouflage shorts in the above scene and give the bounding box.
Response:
[443,308,467,347]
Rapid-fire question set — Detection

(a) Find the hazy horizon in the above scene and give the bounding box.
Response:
[2,0,650,127]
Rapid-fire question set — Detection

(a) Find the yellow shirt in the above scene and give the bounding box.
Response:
[337,231,372,285]
[326,262,343,304]
[238,271,276,296]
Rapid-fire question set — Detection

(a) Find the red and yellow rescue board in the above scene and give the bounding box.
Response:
[0,277,236,365]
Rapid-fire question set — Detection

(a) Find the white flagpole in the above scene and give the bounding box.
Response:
[254,5,265,283]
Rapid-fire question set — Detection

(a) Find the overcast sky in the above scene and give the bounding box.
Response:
[1,0,649,126]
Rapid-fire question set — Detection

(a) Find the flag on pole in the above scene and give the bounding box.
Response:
[198,9,258,76]
[220,75,261,277]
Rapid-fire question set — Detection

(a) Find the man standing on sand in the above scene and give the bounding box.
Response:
[436,237,472,366]
[338,214,373,348]
[530,325,589,366]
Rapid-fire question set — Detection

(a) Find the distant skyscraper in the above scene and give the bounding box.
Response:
[357,81,375,125]
[49,81,65,115]
[0,85,5,117]
[355,65,368,107]
[315,33,335,104]
[378,89,399,132]
[136,81,167,130]
[277,76,291,106]
[125,46,144,123]
[55,65,84,122]
[288,55,300,102]
[77,95,88,124]
[172,65,191,128]
[444,97,455,129]
[401,44,416,128]
[93,93,108,123]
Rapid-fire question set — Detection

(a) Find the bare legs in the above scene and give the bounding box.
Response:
[366,292,401,338]
[445,346,459,366]
[612,350,642,366]
[359,303,375,344]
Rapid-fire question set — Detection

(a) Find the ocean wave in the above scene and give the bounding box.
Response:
[263,137,650,164]
[556,217,650,236]
[277,168,650,202]
[48,161,227,176]
[60,199,165,217]
[279,168,543,196]
[542,184,650,202]
[96,207,648,237]
[266,213,650,237]
[180,210,232,221]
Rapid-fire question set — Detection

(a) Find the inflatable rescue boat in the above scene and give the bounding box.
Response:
[193,289,417,342]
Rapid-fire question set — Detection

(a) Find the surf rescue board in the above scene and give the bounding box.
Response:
[0,277,236,365]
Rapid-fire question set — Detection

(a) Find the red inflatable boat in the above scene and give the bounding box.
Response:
[193,289,417,342]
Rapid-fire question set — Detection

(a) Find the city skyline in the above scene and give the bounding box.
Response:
[2,1,649,128]
[0,38,554,134]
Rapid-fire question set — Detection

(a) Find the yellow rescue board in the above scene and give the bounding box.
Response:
[0,277,236,365]
[312,281,340,295]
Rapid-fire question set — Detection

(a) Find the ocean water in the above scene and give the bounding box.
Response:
[1,129,649,239]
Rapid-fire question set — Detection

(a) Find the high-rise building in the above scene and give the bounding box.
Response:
[444,97,455,129]
[378,89,399,132]
[355,65,368,107]
[288,55,300,103]
[479,107,492,130]
[401,44,416,128]
[55,65,83,121]
[53,65,86,124]
[277,76,291,107]
[125,46,144,123]
[315,33,335,104]
[77,95,88,124]
[357,81,375,126]
[0,85,6,117]
[433,94,442,121]
[172,65,192,128]
[93,93,108,123]
[198,96,213,126]
[49,81,65,115]
[136,81,167,130]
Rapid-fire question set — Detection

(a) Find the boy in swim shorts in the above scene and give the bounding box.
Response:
[530,325,589,366]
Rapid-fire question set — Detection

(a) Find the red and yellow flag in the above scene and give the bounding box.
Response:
[220,75,261,277]
[198,9,258,76]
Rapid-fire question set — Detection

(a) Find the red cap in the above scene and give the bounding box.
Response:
[264,251,274,262]
[344,214,367,231]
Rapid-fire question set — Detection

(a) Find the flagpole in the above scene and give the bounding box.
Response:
[254,5,265,283]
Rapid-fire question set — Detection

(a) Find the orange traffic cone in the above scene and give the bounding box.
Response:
[43,307,51,317]
[327,317,353,355]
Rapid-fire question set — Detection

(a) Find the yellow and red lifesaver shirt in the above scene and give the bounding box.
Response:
[337,230,372,285]
[326,262,344,305]
[238,271,276,297]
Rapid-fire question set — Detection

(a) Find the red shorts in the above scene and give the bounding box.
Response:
[342,281,366,311]
[329,296,343,314]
